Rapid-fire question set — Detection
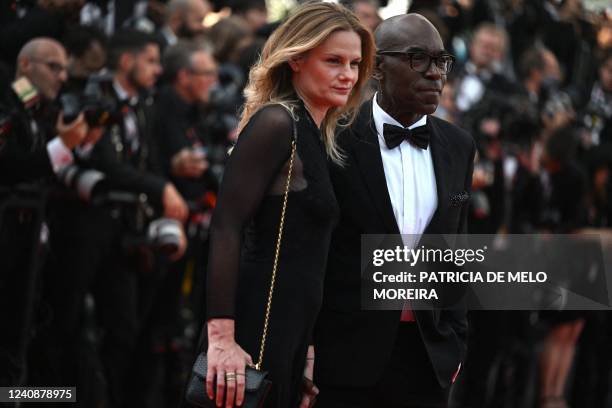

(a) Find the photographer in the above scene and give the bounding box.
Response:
[0,37,103,389]
[454,23,517,113]
[30,29,189,407]
[156,0,211,52]
[129,42,219,405]
[84,28,187,407]
[156,41,218,201]
[62,24,108,94]
[0,38,98,185]
[90,28,187,222]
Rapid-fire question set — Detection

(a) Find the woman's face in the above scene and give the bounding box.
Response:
[291,30,362,111]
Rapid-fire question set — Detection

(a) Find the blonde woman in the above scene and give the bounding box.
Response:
[201,2,374,407]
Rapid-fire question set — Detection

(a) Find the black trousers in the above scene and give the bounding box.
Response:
[30,205,144,408]
[316,324,448,408]
[0,207,43,390]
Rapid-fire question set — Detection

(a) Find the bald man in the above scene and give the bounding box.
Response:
[0,37,95,185]
[314,14,475,407]
[158,0,211,51]
[0,37,95,388]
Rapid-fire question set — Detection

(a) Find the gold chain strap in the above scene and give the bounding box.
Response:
[255,138,297,370]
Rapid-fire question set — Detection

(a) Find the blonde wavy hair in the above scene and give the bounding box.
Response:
[238,1,375,163]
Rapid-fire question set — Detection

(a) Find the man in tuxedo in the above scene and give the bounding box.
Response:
[314,14,475,408]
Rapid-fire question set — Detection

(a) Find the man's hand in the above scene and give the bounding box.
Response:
[169,224,188,261]
[163,183,188,222]
[82,126,105,147]
[541,108,575,138]
[171,148,209,178]
[57,112,89,149]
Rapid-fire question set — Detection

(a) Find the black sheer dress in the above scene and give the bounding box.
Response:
[205,102,339,407]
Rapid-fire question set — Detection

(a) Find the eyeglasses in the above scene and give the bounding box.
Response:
[30,58,68,75]
[189,68,218,77]
[376,50,455,74]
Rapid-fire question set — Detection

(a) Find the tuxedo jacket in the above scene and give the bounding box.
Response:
[90,90,167,213]
[314,100,476,389]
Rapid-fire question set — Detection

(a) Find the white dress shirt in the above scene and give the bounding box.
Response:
[46,136,73,174]
[113,80,140,152]
[372,95,437,248]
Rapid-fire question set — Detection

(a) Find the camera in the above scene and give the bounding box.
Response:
[147,218,183,255]
[203,64,242,145]
[542,92,573,119]
[59,73,120,127]
[209,64,244,114]
[57,164,107,202]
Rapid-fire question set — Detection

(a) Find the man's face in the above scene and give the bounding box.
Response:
[22,44,68,101]
[354,2,380,33]
[179,0,209,38]
[69,40,107,79]
[129,44,162,90]
[243,6,268,32]
[599,56,612,93]
[377,24,447,115]
[470,30,504,69]
[187,51,218,103]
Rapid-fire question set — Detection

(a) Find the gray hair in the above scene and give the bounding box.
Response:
[166,0,196,21]
[162,40,213,82]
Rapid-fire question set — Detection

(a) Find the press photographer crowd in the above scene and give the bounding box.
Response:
[0,0,611,407]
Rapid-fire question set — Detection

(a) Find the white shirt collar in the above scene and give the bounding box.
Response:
[370,95,437,239]
[372,93,427,143]
[113,79,139,105]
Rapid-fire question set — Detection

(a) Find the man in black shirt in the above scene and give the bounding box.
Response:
[156,41,218,201]
[143,45,218,400]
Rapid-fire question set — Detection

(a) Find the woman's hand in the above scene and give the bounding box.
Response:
[206,319,254,408]
[299,345,318,408]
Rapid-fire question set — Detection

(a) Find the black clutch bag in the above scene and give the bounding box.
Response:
[185,125,297,407]
[185,354,272,408]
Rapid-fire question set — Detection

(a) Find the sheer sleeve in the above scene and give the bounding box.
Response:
[206,105,294,319]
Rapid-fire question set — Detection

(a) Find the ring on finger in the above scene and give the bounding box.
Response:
[225,372,237,381]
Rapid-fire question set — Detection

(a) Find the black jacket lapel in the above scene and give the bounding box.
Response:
[424,117,452,234]
[350,102,400,235]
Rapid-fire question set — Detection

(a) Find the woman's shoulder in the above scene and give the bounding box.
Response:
[237,103,298,153]
[248,103,296,136]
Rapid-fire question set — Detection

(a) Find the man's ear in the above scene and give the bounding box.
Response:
[118,52,135,72]
[372,56,383,80]
[177,68,190,85]
[17,57,31,76]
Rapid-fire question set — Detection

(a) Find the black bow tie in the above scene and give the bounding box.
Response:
[383,123,430,150]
